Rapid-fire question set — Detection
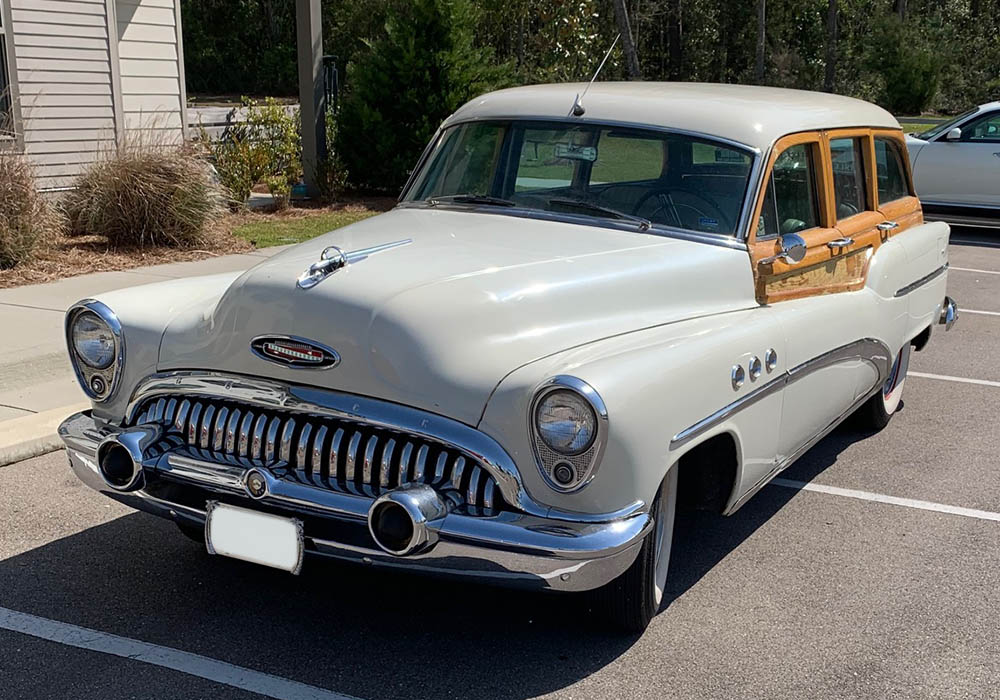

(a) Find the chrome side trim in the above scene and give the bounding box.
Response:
[894,264,948,298]
[670,338,892,450]
[65,299,125,402]
[124,371,637,521]
[726,363,886,514]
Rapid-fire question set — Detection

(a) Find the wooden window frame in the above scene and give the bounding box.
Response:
[749,128,920,305]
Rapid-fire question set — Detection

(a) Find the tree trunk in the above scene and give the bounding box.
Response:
[893,0,907,21]
[612,0,642,80]
[824,0,838,92]
[755,0,766,82]
[667,0,682,81]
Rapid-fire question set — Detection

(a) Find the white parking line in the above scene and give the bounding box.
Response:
[0,607,358,700]
[951,266,1000,275]
[909,371,1000,388]
[951,238,1000,249]
[771,478,1000,522]
[963,309,1000,317]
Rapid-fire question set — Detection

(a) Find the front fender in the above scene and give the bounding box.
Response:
[479,307,785,516]
[77,273,242,424]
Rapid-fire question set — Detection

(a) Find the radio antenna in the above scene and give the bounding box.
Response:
[571,33,621,117]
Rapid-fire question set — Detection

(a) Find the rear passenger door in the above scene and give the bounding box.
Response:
[747,130,896,462]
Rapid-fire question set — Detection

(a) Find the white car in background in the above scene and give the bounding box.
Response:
[907,102,1000,227]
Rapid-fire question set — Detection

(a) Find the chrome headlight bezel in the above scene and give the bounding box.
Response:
[66,299,124,402]
[528,376,608,493]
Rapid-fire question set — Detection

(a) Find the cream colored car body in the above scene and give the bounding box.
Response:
[61,84,954,603]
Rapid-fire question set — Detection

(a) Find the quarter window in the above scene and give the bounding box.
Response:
[874,137,909,204]
[758,143,819,238]
[830,138,868,219]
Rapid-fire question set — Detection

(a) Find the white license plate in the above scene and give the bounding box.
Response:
[205,502,304,574]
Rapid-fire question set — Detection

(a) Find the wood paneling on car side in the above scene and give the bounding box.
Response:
[749,129,922,304]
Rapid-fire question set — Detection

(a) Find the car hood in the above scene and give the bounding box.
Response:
[159,207,756,425]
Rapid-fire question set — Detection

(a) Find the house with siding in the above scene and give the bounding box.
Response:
[0,0,187,191]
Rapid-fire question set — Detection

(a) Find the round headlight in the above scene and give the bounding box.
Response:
[535,390,597,455]
[71,311,116,369]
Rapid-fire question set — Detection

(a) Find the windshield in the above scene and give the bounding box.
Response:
[918,109,978,140]
[403,120,755,236]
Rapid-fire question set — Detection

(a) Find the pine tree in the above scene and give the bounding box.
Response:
[337,0,508,191]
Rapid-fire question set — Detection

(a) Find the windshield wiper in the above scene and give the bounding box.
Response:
[548,198,651,231]
[428,194,516,207]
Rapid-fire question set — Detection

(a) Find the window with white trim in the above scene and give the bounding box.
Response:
[0,0,11,132]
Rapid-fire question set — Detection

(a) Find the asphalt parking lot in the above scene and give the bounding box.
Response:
[2,227,999,700]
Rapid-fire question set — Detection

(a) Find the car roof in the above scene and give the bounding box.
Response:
[444,82,901,151]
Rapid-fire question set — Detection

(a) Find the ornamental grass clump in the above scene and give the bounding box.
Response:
[0,151,60,269]
[64,143,226,248]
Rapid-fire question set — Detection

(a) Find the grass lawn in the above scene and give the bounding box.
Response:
[232,202,390,248]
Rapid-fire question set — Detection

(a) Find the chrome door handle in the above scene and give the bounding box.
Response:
[877,221,899,232]
[827,237,854,249]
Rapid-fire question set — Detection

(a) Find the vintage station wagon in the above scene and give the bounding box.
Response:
[60,83,957,632]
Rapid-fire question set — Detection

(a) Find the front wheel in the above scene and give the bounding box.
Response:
[854,343,911,431]
[594,466,678,633]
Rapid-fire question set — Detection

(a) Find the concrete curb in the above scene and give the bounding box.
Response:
[0,403,89,468]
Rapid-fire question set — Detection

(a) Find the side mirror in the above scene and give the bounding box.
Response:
[945,127,962,141]
[760,233,808,266]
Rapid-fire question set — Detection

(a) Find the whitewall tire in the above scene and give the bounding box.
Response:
[596,466,678,633]
[855,343,911,431]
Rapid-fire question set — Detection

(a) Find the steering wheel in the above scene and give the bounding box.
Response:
[632,187,732,233]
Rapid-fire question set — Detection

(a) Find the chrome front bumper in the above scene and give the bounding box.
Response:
[59,411,651,592]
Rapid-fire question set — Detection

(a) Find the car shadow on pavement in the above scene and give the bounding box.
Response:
[0,426,871,700]
[663,423,876,609]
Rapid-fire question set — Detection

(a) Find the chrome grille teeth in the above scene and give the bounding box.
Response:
[413,445,428,484]
[173,400,190,434]
[379,438,395,489]
[279,419,295,463]
[467,468,481,507]
[251,415,268,462]
[432,452,448,486]
[345,431,362,493]
[199,405,215,449]
[296,423,313,471]
[187,403,202,444]
[398,442,413,487]
[310,425,328,481]
[132,396,505,512]
[264,417,281,463]
[213,407,229,452]
[238,412,254,457]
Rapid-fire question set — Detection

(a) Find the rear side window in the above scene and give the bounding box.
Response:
[874,137,909,204]
[758,143,819,238]
[830,138,868,219]
[589,130,664,184]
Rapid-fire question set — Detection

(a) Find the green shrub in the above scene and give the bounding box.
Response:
[337,0,509,192]
[870,17,940,115]
[63,144,226,248]
[211,97,302,205]
[0,152,59,269]
[313,110,349,204]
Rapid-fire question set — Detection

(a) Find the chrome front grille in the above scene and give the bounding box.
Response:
[131,395,505,511]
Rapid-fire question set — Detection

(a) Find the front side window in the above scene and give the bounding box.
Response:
[0,0,11,132]
[757,143,819,238]
[830,138,868,219]
[962,112,1000,142]
[405,120,755,236]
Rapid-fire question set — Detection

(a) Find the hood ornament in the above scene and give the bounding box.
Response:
[250,336,340,369]
[297,239,413,289]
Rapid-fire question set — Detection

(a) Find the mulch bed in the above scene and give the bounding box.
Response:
[0,197,395,289]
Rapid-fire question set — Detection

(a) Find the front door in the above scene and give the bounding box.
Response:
[912,110,1000,207]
